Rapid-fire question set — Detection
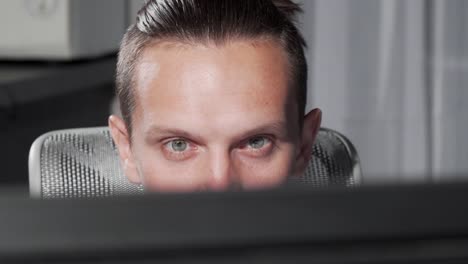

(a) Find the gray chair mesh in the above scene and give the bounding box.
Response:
[300,129,360,187]
[29,127,360,198]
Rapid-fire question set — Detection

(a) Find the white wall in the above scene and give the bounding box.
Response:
[298,0,430,183]
[127,0,146,26]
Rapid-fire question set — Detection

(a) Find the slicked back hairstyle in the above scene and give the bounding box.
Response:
[116,0,307,134]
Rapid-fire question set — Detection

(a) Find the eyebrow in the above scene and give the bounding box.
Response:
[144,121,292,144]
[235,121,291,141]
[144,126,205,144]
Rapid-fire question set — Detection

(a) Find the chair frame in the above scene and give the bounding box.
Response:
[321,127,362,185]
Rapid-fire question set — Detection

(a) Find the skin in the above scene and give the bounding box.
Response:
[109,39,321,192]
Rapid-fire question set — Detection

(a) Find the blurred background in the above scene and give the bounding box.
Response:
[0,0,466,187]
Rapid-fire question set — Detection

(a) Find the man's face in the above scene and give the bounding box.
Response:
[110,39,321,192]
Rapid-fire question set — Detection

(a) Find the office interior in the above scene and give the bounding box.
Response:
[0,0,468,262]
[1,0,467,189]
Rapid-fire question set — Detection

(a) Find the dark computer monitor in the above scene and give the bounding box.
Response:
[0,183,468,263]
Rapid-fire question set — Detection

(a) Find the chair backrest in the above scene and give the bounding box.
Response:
[29,127,361,198]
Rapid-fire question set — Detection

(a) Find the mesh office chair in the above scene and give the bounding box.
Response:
[29,127,361,198]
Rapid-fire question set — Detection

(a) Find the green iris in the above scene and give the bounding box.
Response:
[171,140,188,152]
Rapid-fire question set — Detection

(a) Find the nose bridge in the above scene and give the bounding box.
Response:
[207,147,236,190]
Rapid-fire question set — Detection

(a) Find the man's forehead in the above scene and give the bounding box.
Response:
[135,39,290,89]
[137,40,289,94]
[132,39,299,135]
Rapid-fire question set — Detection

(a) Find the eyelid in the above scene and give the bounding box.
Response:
[240,135,275,149]
[163,137,197,147]
[161,137,194,145]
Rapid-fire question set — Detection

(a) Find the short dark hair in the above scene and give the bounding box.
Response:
[116,0,307,134]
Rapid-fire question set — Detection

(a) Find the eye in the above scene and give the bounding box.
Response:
[248,137,268,149]
[238,136,274,158]
[169,139,188,152]
[162,139,197,161]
